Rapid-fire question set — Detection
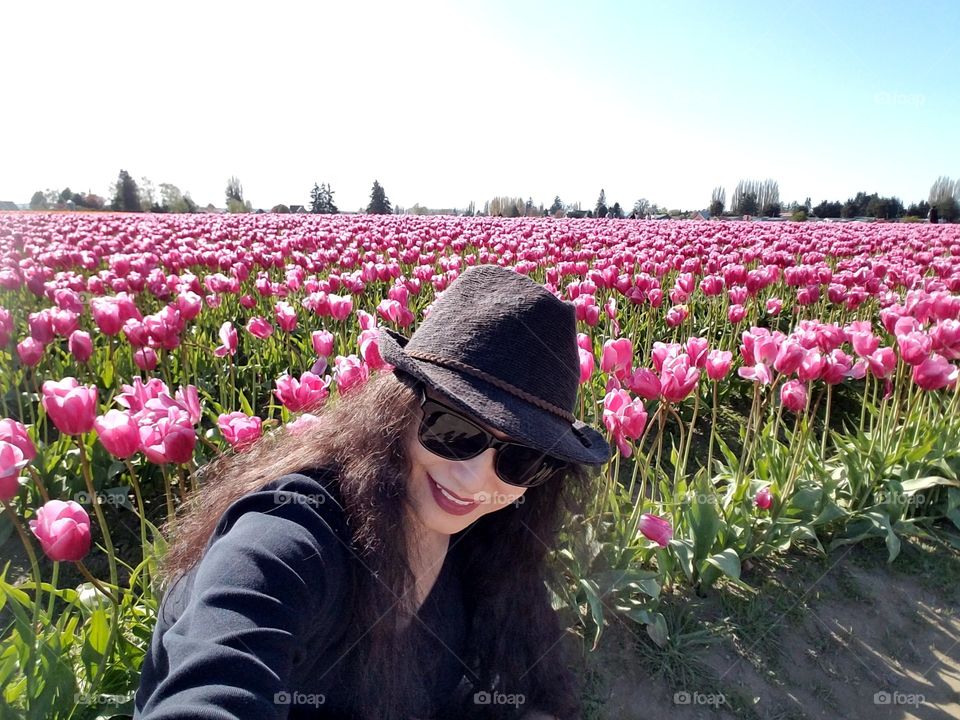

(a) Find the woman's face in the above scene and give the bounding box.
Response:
[405,385,530,538]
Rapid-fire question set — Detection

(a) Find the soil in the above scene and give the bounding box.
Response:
[582,538,960,720]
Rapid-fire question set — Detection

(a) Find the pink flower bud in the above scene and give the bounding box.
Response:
[637,513,673,547]
[755,487,773,510]
[68,330,93,363]
[41,378,98,436]
[29,500,91,562]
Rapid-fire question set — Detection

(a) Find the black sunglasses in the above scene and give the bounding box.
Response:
[416,385,564,488]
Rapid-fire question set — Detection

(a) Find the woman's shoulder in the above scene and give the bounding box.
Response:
[206,465,353,552]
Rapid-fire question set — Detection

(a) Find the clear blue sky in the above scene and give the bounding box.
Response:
[2,0,957,212]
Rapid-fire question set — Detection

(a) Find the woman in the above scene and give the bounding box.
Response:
[134,264,612,720]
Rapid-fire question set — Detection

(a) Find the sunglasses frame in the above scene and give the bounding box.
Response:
[415,384,561,488]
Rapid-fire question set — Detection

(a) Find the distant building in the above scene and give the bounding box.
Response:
[692,210,712,221]
[0,201,19,211]
[289,205,307,214]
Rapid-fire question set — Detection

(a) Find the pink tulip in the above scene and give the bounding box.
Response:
[600,338,633,380]
[41,378,98,436]
[214,321,237,357]
[659,354,700,403]
[705,350,733,381]
[333,355,370,394]
[359,329,392,371]
[246,316,274,340]
[68,330,93,363]
[239,294,257,309]
[28,310,55,344]
[218,412,263,451]
[0,441,29,502]
[738,363,773,385]
[931,319,960,361]
[755,487,773,510]
[727,304,746,324]
[651,341,682,373]
[286,413,321,436]
[274,371,332,412]
[576,333,592,353]
[578,347,595,385]
[865,347,897,379]
[274,301,298,332]
[685,337,709,368]
[134,347,158,371]
[665,305,689,327]
[779,380,807,413]
[29,500,91,562]
[0,306,11,346]
[797,350,825,382]
[625,367,660,400]
[821,349,854,385]
[176,291,203,321]
[765,297,783,315]
[913,354,958,391]
[773,338,805,375]
[94,409,141,459]
[17,337,45,366]
[637,513,673,547]
[602,389,647,457]
[328,294,354,322]
[0,419,36,462]
[312,329,335,357]
[139,417,196,465]
[356,309,377,331]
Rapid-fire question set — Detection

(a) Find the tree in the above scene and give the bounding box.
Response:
[905,200,930,218]
[709,186,725,217]
[731,179,778,216]
[29,191,48,210]
[813,200,842,218]
[366,180,392,214]
[548,196,564,217]
[632,199,651,218]
[310,182,339,214]
[139,177,156,211]
[761,201,781,217]
[226,176,244,204]
[59,187,73,204]
[595,189,607,218]
[929,176,959,222]
[112,170,141,212]
[609,202,623,219]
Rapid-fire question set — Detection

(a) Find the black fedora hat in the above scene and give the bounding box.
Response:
[377,264,611,466]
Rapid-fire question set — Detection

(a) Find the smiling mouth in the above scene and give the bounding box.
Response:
[429,474,476,506]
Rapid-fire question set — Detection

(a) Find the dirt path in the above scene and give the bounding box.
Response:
[583,537,960,720]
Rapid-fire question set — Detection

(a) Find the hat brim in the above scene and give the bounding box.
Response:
[377,327,612,466]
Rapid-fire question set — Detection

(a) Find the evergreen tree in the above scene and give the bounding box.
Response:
[609,202,623,219]
[366,180,392,214]
[112,170,141,212]
[548,196,564,216]
[310,182,339,214]
[595,189,607,218]
[709,186,725,216]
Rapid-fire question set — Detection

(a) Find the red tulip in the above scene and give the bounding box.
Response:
[755,487,773,510]
[29,500,91,562]
[41,378,98,436]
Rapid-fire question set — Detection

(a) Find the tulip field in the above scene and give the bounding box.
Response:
[1,212,959,717]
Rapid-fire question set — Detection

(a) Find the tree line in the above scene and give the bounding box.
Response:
[708,176,960,222]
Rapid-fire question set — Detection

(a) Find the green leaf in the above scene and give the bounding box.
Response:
[86,608,110,656]
[900,476,960,494]
[702,548,741,581]
[645,612,669,648]
[578,578,605,651]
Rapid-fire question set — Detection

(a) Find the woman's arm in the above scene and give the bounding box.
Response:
[134,493,345,719]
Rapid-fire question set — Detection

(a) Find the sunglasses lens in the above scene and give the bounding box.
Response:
[496,444,558,487]
[419,407,489,460]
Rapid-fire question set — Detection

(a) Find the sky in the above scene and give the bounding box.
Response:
[2,0,958,212]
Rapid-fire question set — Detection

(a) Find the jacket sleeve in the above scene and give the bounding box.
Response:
[134,492,347,719]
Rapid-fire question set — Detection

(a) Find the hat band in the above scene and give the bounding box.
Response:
[403,349,577,424]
